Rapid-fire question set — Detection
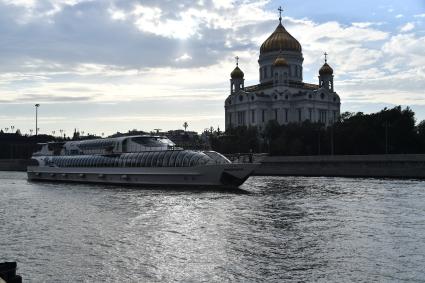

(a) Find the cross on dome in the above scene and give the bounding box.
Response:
[324,52,328,63]
[235,56,239,66]
[278,6,283,23]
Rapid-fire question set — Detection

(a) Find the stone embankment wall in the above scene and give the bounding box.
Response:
[0,159,30,172]
[254,154,425,179]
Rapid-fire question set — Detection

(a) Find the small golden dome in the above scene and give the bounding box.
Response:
[319,62,333,75]
[231,66,244,79]
[273,55,289,67]
[260,22,302,54]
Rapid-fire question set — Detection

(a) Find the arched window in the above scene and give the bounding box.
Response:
[175,151,185,167]
[162,151,173,167]
[156,151,166,167]
[113,156,120,167]
[81,157,88,167]
[169,151,180,167]
[145,152,154,167]
[139,152,148,167]
[190,154,203,167]
[118,155,125,167]
[182,152,193,167]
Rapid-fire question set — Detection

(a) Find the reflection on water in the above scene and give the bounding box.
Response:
[1,172,425,282]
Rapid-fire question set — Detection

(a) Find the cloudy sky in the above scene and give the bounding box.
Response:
[0,0,424,136]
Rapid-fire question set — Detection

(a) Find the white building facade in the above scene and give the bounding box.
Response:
[225,15,341,131]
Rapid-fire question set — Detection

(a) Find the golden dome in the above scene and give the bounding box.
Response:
[319,62,333,75]
[231,66,244,79]
[260,22,302,54]
[273,55,289,67]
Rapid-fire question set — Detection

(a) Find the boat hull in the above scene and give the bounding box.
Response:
[27,163,257,187]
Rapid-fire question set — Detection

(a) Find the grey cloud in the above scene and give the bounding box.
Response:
[0,0,256,72]
[3,93,95,103]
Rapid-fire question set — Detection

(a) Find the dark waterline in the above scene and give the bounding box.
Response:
[1,171,425,282]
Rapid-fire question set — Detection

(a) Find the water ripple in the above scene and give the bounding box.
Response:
[1,172,425,282]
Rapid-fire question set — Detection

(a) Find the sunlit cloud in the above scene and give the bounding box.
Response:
[400,22,415,32]
[0,0,424,134]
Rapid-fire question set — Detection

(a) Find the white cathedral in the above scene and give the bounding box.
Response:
[225,10,341,131]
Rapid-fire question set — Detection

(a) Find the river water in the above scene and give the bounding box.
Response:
[1,171,425,282]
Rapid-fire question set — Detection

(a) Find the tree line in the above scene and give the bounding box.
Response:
[210,106,425,155]
[1,106,424,158]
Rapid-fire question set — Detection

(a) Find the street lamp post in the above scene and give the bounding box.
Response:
[35,104,40,136]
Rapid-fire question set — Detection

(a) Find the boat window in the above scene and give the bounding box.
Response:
[131,137,174,148]
[150,152,159,167]
[118,155,124,167]
[107,157,114,167]
[188,152,201,167]
[145,152,153,167]
[168,151,180,167]
[101,156,107,167]
[203,151,231,164]
[97,156,103,167]
[198,156,210,166]
[117,156,123,167]
[182,151,193,167]
[138,153,144,167]
[162,151,173,167]
[129,154,136,167]
[92,156,99,167]
[136,153,143,167]
[90,156,95,167]
[98,156,104,167]
[159,138,175,147]
[126,154,132,167]
[120,155,126,167]
[175,151,185,167]
[114,156,120,167]
[78,157,84,167]
[121,154,128,167]
[156,151,166,167]
[137,152,146,167]
[103,157,110,167]
[132,154,140,167]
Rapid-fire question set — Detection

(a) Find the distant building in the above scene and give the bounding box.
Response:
[225,9,340,131]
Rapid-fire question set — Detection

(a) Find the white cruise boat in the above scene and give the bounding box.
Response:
[27,135,257,187]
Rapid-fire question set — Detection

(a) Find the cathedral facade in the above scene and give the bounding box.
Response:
[225,13,341,131]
